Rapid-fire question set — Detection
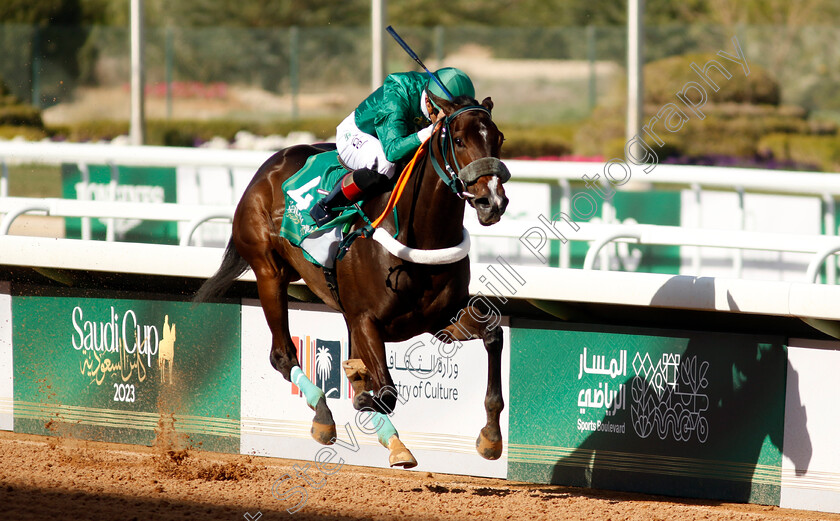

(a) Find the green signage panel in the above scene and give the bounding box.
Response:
[61,164,178,244]
[13,295,240,453]
[550,188,681,273]
[508,320,786,505]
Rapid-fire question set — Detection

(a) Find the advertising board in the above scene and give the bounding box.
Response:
[240,300,510,478]
[780,338,840,513]
[544,189,681,272]
[508,320,786,504]
[13,294,241,452]
[0,282,11,431]
[62,164,178,244]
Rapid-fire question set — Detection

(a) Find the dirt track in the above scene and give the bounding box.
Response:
[1,431,839,521]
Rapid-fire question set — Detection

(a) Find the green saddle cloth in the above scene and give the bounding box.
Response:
[280,150,360,266]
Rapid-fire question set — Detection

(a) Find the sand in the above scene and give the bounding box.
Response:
[1,430,838,521]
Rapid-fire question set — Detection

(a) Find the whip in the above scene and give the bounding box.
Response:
[385,25,454,101]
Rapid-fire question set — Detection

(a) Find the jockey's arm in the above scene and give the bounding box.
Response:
[375,81,432,164]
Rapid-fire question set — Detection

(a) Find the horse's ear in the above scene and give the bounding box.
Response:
[481,97,494,113]
[428,91,455,115]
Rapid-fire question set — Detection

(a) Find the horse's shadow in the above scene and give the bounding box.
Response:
[548,277,812,504]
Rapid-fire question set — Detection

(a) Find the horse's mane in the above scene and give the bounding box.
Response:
[449,94,481,109]
[428,91,483,113]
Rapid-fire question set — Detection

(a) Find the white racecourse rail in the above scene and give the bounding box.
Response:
[0,140,840,322]
[3,141,840,280]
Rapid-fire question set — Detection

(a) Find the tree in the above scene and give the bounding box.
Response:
[148,0,368,28]
[704,0,840,26]
[0,0,81,25]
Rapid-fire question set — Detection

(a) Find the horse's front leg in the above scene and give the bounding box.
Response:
[345,317,417,468]
[439,303,504,461]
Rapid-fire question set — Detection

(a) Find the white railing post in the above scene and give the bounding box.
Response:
[106,162,119,242]
[600,197,615,271]
[78,162,91,241]
[559,179,571,269]
[691,183,702,274]
[0,161,8,198]
[130,0,145,145]
[734,186,745,278]
[227,167,236,204]
[823,193,836,285]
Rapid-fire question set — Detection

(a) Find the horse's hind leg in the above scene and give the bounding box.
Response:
[438,302,504,461]
[249,249,336,446]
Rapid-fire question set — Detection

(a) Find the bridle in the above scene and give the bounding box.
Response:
[429,105,493,199]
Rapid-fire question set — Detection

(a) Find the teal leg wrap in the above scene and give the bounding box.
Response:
[373,411,398,447]
[359,391,399,447]
[291,366,325,410]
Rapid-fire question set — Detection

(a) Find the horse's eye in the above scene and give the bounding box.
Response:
[454,137,464,147]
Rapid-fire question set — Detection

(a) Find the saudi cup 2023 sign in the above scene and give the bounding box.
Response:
[13,295,241,452]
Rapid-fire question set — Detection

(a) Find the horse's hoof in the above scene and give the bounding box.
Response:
[352,392,373,411]
[476,429,503,460]
[311,396,336,445]
[311,421,337,446]
[387,436,417,469]
[352,391,394,414]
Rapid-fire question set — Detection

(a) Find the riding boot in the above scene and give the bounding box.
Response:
[309,178,350,227]
[310,162,383,227]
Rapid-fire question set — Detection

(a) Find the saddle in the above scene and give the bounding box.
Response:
[279,147,364,269]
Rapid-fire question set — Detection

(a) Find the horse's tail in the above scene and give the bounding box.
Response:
[193,238,250,303]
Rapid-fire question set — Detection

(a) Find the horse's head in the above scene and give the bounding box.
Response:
[431,95,509,226]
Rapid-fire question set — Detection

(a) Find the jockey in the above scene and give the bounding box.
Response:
[309,67,475,226]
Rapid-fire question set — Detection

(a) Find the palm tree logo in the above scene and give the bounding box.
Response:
[315,345,333,391]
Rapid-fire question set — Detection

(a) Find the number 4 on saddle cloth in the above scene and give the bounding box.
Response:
[280,150,374,269]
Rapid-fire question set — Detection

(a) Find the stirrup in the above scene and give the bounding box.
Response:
[310,199,337,227]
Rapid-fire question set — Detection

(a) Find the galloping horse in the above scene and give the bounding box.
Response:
[195,94,509,468]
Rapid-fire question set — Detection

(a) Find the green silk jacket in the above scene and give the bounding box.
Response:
[353,71,432,163]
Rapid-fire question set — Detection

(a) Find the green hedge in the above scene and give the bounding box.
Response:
[644,53,781,106]
[0,104,43,127]
[32,114,840,172]
[0,76,46,134]
[46,118,577,158]
[573,100,835,163]
[51,117,342,146]
[500,123,576,158]
[570,53,804,162]
[759,133,840,172]
[0,125,48,141]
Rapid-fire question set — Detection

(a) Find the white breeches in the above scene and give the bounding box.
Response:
[336,112,397,178]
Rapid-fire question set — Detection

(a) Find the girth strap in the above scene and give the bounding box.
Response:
[322,266,343,311]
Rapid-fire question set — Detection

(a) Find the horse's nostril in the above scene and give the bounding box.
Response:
[474,197,490,207]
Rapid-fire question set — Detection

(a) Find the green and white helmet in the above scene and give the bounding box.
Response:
[426,67,475,108]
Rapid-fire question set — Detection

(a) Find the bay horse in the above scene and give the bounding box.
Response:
[195,94,509,468]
